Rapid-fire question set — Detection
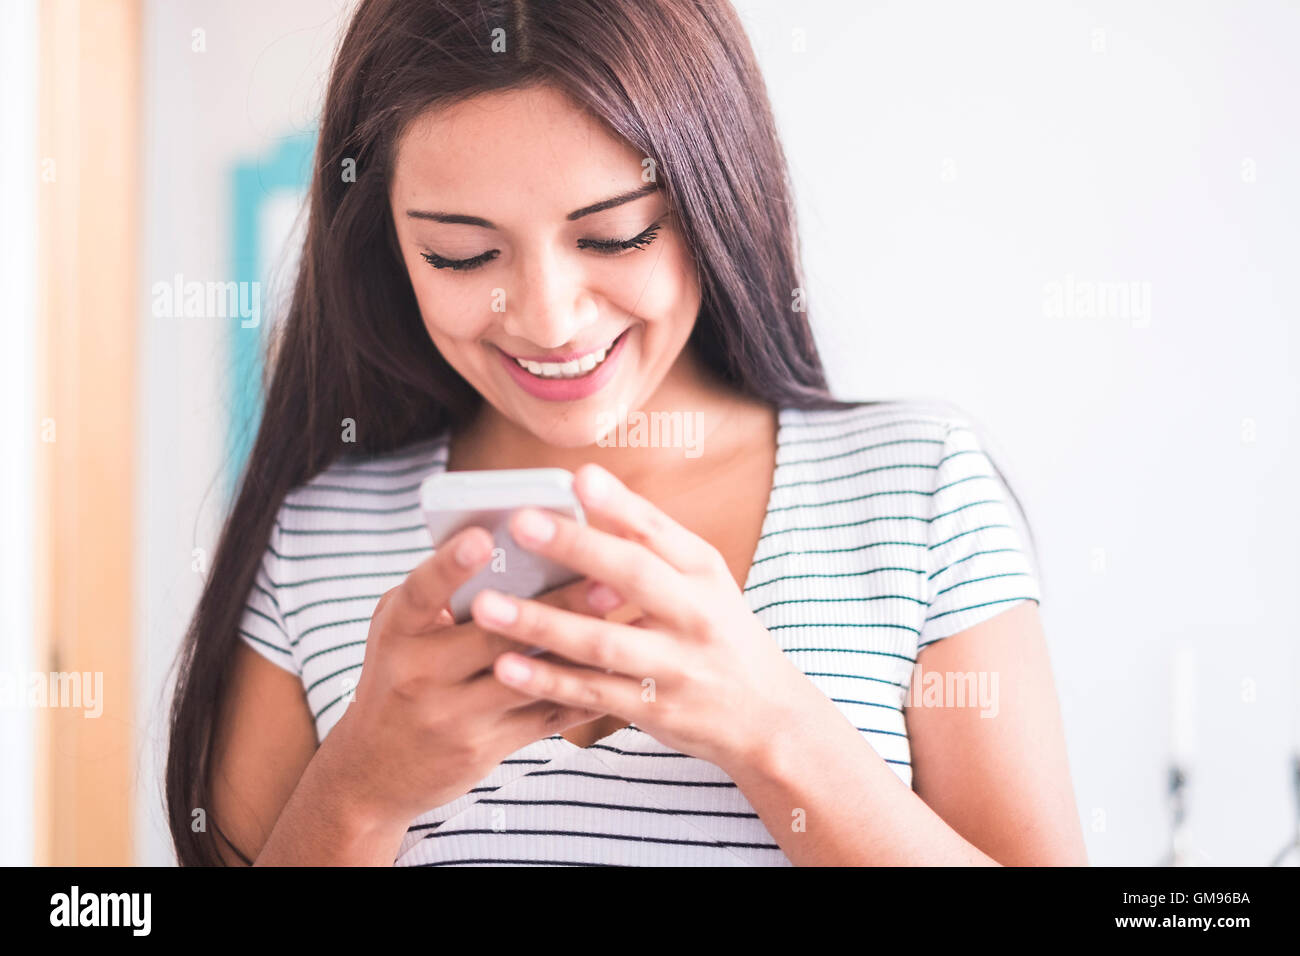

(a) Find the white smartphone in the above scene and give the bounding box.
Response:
[420,467,587,629]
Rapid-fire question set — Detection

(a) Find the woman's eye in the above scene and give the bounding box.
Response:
[419,221,662,271]
[420,249,500,272]
[577,221,662,255]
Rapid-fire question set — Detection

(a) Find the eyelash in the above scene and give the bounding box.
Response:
[420,221,663,272]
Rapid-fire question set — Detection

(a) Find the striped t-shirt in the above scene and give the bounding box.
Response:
[238,399,1042,866]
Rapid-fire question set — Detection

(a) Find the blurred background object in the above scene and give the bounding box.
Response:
[3,0,1297,865]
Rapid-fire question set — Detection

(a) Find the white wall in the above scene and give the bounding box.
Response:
[736,0,1300,865]
[0,0,39,867]
[134,0,1299,865]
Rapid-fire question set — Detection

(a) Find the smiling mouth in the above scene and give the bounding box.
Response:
[503,328,630,380]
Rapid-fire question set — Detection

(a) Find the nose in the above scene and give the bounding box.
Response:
[500,244,599,348]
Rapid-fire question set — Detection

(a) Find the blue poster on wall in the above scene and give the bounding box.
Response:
[226,130,317,500]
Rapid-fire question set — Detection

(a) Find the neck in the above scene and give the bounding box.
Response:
[449,344,755,487]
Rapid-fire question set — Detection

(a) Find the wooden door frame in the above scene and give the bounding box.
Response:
[35,0,141,866]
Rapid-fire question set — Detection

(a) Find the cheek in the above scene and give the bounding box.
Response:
[608,241,699,329]
[406,258,493,341]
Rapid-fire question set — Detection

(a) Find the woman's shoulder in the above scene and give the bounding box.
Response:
[264,432,452,554]
[777,396,975,442]
[282,432,450,507]
[769,397,1006,516]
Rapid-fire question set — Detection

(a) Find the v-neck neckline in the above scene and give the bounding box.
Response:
[428,404,789,755]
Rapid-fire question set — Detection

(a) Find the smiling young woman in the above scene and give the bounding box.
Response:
[167,0,1087,867]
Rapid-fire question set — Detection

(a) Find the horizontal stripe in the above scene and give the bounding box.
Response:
[928,548,1023,581]
[414,858,625,867]
[750,594,926,615]
[300,639,366,667]
[268,569,407,590]
[933,571,1033,598]
[415,799,762,822]
[748,539,926,571]
[277,523,428,536]
[766,487,929,515]
[297,480,425,497]
[771,461,935,492]
[238,629,291,657]
[283,593,385,620]
[756,513,928,541]
[324,456,447,479]
[924,596,1037,624]
[417,828,780,850]
[281,501,423,515]
[744,566,925,594]
[268,544,430,561]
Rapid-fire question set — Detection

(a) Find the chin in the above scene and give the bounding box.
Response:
[518,399,627,450]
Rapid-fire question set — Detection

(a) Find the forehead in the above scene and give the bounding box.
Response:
[391,84,646,216]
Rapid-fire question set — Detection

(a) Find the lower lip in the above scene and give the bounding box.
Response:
[496,328,632,402]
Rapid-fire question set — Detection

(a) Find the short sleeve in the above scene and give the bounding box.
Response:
[236,518,300,676]
[917,416,1042,650]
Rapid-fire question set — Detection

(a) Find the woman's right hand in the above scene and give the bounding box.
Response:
[317,524,609,832]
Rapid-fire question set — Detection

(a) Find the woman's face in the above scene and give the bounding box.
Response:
[389,83,703,448]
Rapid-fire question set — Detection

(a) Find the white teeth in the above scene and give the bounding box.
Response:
[515,342,613,379]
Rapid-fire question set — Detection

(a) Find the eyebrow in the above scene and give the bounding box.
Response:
[405,182,660,228]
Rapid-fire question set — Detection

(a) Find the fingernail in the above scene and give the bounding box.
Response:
[580,465,611,504]
[587,582,622,612]
[455,533,487,567]
[477,589,518,625]
[514,509,555,544]
[498,656,532,684]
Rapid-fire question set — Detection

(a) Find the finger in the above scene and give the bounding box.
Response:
[392,526,495,632]
[461,672,607,742]
[459,668,551,711]
[492,651,645,719]
[531,572,615,616]
[433,573,625,682]
[538,574,639,623]
[469,588,667,677]
[456,561,616,633]
[507,508,698,632]
[573,463,723,575]
[503,699,607,740]
[433,622,541,682]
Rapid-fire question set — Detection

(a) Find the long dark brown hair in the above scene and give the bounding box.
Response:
[165,0,1036,865]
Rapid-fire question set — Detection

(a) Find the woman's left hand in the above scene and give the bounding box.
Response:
[467,462,839,772]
